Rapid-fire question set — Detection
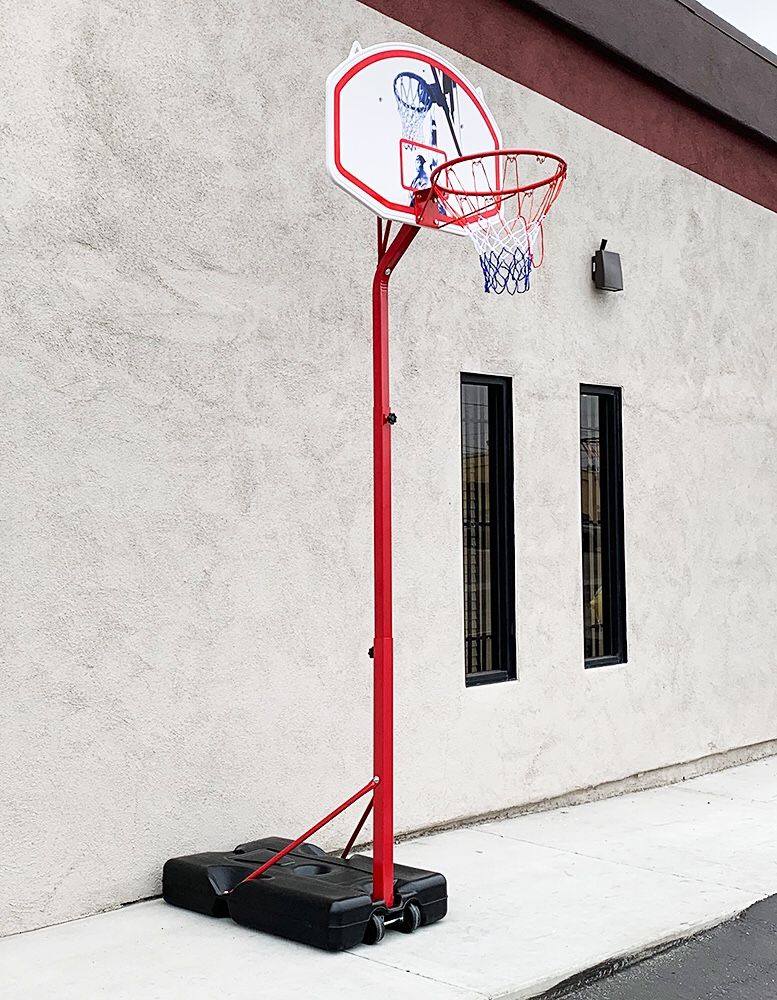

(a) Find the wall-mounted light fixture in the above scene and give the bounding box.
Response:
[592,239,623,291]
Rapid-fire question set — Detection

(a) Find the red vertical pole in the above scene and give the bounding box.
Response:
[371,219,419,907]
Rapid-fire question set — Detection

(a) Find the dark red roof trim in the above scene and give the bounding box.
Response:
[525,0,777,147]
[358,0,777,214]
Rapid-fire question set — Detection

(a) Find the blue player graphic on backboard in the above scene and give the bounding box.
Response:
[408,153,448,220]
[411,155,429,190]
[408,155,429,211]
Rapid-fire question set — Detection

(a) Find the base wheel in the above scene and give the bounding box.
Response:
[363,912,385,945]
[400,900,422,933]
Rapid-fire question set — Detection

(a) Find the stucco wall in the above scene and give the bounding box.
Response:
[2,0,777,935]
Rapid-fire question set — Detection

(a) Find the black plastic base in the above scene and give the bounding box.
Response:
[163,837,447,951]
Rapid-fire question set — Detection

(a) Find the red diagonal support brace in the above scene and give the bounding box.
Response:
[233,777,378,887]
[341,798,374,860]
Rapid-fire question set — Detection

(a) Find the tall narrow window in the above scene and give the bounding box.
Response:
[580,385,627,666]
[460,374,516,686]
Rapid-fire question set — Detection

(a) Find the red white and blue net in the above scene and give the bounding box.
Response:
[419,150,567,294]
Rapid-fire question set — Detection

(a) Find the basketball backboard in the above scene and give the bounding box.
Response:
[326,42,502,232]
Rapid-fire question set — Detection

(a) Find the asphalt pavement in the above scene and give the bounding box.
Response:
[563,895,777,1000]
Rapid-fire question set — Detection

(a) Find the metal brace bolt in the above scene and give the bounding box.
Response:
[386,412,397,425]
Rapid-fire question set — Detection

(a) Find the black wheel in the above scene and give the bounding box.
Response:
[363,912,385,945]
[400,901,422,933]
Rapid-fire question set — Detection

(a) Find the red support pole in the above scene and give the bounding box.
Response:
[371,219,420,907]
[223,219,420,908]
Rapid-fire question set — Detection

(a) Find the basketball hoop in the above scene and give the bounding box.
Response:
[418,149,567,294]
[166,45,568,956]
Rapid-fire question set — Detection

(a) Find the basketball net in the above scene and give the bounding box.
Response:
[423,151,567,295]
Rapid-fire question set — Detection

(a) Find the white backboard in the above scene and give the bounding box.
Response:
[326,42,502,231]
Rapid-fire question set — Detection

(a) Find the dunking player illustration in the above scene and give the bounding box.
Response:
[394,72,452,217]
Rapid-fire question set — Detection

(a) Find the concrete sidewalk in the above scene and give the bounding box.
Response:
[4,756,777,1000]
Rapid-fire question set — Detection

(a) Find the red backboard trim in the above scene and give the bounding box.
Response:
[333,48,500,219]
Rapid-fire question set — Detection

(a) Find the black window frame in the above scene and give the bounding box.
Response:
[460,373,517,687]
[580,384,628,668]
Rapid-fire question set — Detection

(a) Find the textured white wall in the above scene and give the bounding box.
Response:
[2,0,777,935]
